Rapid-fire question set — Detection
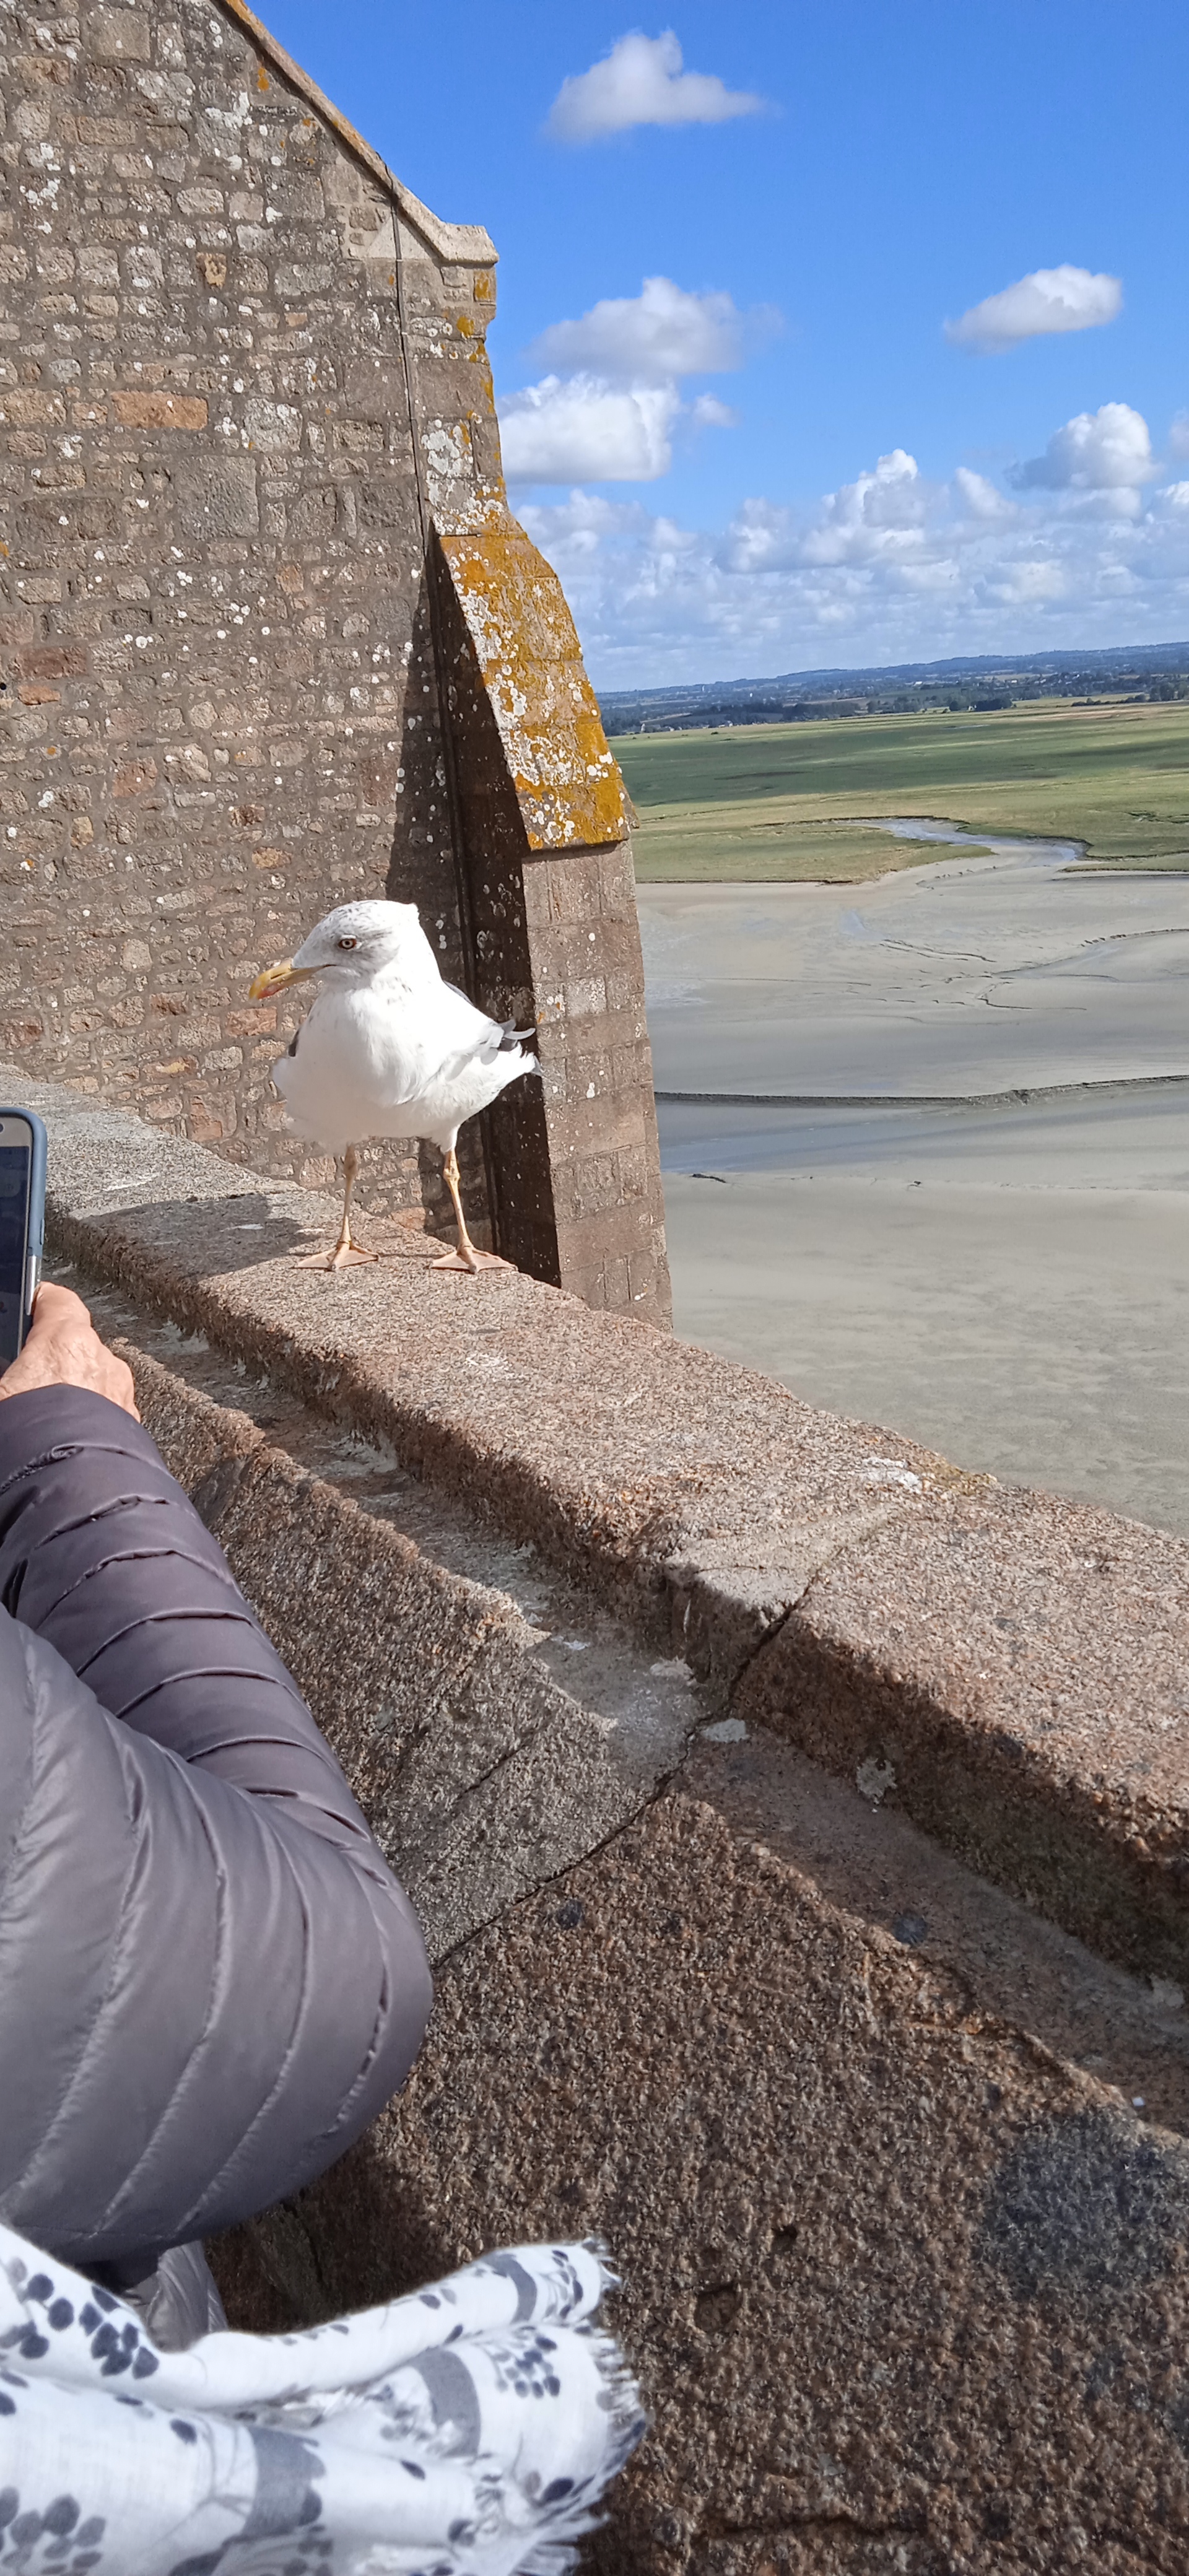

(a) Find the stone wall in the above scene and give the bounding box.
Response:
[0,0,670,1320]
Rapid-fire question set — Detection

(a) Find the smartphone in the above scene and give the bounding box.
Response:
[0,1109,48,1367]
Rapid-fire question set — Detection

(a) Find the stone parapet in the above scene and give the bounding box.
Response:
[15,1069,1189,2569]
[19,1068,1189,1982]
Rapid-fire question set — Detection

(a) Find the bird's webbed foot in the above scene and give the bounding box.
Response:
[430,1247,513,1275]
[298,1242,380,1271]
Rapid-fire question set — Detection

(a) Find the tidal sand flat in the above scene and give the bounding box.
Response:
[640,825,1189,1097]
[659,1093,1189,1541]
[638,817,1189,1536]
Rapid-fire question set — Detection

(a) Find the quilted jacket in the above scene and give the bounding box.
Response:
[0,1385,431,2284]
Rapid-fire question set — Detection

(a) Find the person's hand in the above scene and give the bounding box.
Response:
[0,1282,139,1418]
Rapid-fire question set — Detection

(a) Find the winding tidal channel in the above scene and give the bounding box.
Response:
[638,822,1189,1538]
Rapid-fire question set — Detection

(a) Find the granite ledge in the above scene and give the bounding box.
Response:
[12,1068,1189,1980]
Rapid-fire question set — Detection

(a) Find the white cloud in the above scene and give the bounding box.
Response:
[952,466,1015,521]
[516,417,1189,684]
[692,393,738,428]
[547,30,762,142]
[988,559,1068,606]
[945,265,1122,354]
[529,276,754,383]
[799,450,930,565]
[720,497,796,575]
[1014,401,1154,492]
[499,376,681,482]
[502,274,764,485]
[1170,413,1189,461]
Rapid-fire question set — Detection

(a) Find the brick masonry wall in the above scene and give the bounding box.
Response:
[0,0,671,1320]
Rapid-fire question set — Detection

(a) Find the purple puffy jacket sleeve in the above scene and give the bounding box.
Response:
[0,1385,432,2269]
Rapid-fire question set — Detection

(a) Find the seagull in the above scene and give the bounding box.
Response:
[248,899,540,1274]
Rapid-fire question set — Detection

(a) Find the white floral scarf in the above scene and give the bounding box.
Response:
[0,2224,644,2574]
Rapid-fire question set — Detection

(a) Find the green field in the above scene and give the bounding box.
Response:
[610,698,1189,881]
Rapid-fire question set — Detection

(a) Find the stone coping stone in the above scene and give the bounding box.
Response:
[11,1067,1189,1982]
[113,1315,1189,2139]
[121,1339,697,1962]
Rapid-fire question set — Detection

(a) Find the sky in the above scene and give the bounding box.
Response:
[262,0,1189,686]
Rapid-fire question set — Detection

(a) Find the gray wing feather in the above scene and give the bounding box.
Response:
[440,980,536,1055]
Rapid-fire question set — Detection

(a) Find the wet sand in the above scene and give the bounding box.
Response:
[641,824,1189,1096]
[640,828,1189,1536]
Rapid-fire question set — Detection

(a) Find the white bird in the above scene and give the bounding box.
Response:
[249,898,540,1274]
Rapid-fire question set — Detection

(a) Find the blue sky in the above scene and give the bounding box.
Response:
[263,0,1189,684]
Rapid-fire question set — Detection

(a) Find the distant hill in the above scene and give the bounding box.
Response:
[599,641,1189,734]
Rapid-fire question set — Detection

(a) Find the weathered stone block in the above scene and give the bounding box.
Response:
[86,7,152,64]
[0,388,66,425]
[174,454,259,539]
[111,389,207,429]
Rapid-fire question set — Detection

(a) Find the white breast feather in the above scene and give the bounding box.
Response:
[274,970,536,1153]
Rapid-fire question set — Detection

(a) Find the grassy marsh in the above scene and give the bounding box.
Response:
[611,697,1189,881]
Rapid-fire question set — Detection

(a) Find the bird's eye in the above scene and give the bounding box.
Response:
[336,936,358,951]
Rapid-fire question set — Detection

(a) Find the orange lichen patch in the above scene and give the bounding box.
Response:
[438,525,630,851]
[256,61,269,89]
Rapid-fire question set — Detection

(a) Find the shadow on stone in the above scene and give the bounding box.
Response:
[209,2128,464,2335]
[84,1192,315,1276]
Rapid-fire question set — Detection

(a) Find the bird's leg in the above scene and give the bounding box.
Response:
[431,1146,510,1274]
[298,1144,380,1270]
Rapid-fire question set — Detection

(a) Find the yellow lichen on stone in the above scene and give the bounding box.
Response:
[438,525,629,850]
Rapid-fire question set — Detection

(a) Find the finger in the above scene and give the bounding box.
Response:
[28,1281,93,1333]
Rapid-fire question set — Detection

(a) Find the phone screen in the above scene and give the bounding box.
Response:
[0,1139,32,1367]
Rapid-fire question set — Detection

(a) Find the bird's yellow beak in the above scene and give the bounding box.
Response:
[248,955,316,1001]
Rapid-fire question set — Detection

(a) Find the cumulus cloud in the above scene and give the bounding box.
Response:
[499,376,681,483]
[1170,412,1189,461]
[1013,401,1154,492]
[501,274,764,484]
[547,30,762,142]
[692,393,738,428]
[529,276,757,383]
[516,407,1189,684]
[946,265,1122,354]
[952,466,1016,520]
[988,559,1068,606]
[720,497,796,575]
[799,449,931,565]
